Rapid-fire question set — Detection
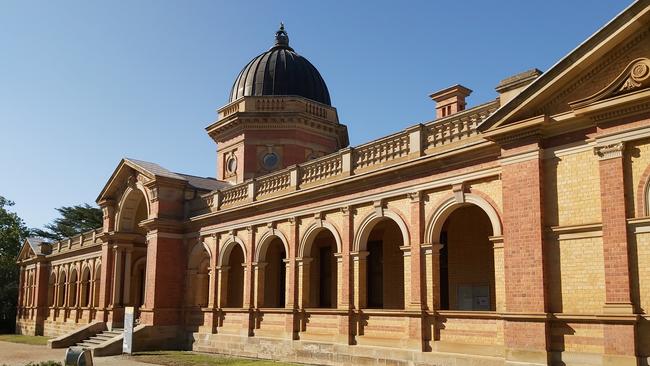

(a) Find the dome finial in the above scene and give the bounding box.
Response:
[274,22,290,48]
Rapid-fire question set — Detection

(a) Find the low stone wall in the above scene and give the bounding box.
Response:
[189,332,505,366]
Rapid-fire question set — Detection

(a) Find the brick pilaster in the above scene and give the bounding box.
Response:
[141,229,185,326]
[34,261,50,335]
[338,206,353,344]
[97,241,114,322]
[594,142,636,364]
[500,139,549,365]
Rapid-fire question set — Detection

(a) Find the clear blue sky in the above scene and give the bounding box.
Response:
[0,0,628,229]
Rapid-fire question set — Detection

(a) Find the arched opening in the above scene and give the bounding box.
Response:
[187,244,210,308]
[93,264,101,308]
[57,271,66,307]
[364,218,405,309]
[48,273,55,307]
[80,267,91,307]
[262,238,286,308]
[116,186,149,310]
[226,244,245,308]
[197,257,210,307]
[131,258,147,309]
[68,269,78,308]
[307,230,338,308]
[438,205,495,311]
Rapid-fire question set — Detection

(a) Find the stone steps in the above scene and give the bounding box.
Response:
[75,328,123,349]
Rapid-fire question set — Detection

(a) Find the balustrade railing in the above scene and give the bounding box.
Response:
[424,102,497,150]
[300,154,343,185]
[201,101,498,213]
[353,132,410,170]
[220,184,249,207]
[256,170,292,197]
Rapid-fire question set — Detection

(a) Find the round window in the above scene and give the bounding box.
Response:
[226,156,237,174]
[262,152,279,169]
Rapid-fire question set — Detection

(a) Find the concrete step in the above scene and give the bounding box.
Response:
[91,335,115,341]
[75,342,97,349]
[83,338,104,344]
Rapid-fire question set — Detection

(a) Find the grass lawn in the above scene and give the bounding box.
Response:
[0,334,51,346]
[129,351,303,366]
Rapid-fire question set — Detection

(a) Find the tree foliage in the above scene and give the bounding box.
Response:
[0,196,30,333]
[32,203,102,241]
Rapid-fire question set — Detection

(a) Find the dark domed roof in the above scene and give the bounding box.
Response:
[229,24,331,106]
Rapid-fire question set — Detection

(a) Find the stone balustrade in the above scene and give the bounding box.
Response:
[202,100,497,213]
[353,132,410,171]
[256,169,292,198]
[300,153,343,186]
[220,184,250,207]
[424,101,497,150]
[49,228,103,254]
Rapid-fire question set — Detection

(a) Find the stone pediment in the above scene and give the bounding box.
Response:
[479,2,650,134]
[17,237,51,262]
[569,57,650,110]
[17,241,36,261]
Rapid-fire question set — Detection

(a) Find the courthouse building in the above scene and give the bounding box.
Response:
[15,1,650,365]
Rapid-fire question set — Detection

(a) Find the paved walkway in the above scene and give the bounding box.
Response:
[0,341,158,366]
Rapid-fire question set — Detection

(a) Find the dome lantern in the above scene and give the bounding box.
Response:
[229,24,332,106]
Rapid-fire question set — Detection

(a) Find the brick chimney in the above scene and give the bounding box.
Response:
[495,68,542,104]
[429,84,472,119]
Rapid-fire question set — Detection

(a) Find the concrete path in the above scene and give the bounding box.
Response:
[0,341,157,366]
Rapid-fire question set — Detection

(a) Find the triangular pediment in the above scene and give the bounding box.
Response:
[96,158,161,204]
[479,1,650,133]
[17,241,36,261]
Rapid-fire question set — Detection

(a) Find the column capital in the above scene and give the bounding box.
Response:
[350,250,369,260]
[594,142,625,160]
[296,257,313,265]
[252,262,268,269]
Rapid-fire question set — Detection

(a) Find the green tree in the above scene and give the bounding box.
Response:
[32,203,102,241]
[0,196,30,333]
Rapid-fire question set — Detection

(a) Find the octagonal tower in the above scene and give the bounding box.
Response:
[206,24,349,184]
